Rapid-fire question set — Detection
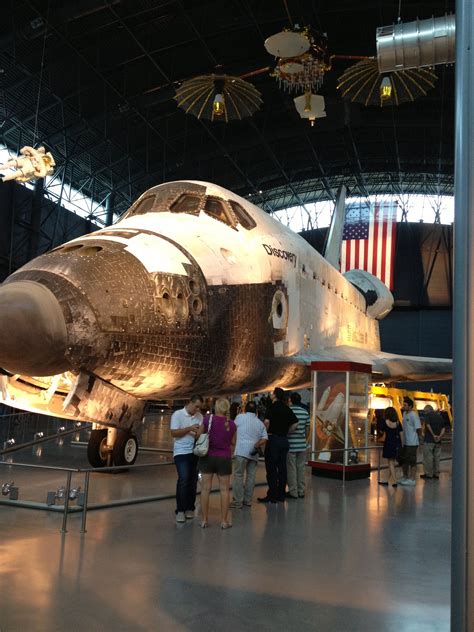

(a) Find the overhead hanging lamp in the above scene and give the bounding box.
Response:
[337,58,437,107]
[379,76,392,102]
[175,74,262,122]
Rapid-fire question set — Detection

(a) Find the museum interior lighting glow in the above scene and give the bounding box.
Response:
[415,400,439,411]
[370,396,393,409]
[380,76,392,101]
[213,93,225,116]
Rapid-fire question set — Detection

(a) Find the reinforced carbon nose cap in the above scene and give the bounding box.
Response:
[0,280,69,376]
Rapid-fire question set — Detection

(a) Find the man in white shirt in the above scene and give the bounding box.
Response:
[170,394,203,522]
[230,401,268,508]
[399,396,422,486]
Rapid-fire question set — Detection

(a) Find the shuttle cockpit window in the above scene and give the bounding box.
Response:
[228,200,256,230]
[170,193,202,215]
[204,196,236,228]
[129,195,156,217]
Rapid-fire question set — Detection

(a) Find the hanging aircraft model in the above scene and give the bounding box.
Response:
[0,180,451,467]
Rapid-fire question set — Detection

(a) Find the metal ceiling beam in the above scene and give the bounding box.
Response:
[25,1,178,160]
[251,171,454,212]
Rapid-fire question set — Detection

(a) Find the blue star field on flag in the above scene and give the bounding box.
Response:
[342,220,369,240]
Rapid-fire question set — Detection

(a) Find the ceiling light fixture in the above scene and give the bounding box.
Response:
[175,74,262,122]
[212,93,225,117]
[337,58,437,107]
[380,76,392,102]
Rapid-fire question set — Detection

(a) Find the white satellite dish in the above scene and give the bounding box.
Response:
[264,30,310,58]
[280,61,305,75]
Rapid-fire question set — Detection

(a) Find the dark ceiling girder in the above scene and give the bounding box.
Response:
[25,1,177,160]
[2,0,454,223]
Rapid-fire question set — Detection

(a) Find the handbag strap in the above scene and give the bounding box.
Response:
[207,414,213,434]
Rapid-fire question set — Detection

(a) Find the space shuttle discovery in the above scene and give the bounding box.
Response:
[0,180,451,466]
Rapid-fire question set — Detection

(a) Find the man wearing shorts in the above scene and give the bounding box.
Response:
[399,396,422,486]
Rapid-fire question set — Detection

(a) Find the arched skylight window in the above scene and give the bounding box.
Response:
[272,194,454,233]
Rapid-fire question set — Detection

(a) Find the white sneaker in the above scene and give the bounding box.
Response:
[398,479,409,486]
[176,512,186,523]
[185,510,194,519]
[405,479,416,486]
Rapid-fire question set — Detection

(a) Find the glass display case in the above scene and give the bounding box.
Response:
[309,361,372,480]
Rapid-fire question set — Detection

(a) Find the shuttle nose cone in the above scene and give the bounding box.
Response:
[0,280,69,375]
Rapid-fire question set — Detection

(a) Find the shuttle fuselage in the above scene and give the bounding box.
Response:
[0,181,380,401]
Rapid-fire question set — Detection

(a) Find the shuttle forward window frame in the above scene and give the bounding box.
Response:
[128,195,156,217]
[204,196,235,228]
[228,200,256,230]
[169,193,203,215]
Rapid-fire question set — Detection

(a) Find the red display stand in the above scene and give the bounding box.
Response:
[308,361,372,481]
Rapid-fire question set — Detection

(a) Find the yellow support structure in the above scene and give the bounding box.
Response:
[368,385,452,426]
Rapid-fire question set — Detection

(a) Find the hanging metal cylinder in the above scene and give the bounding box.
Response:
[376,14,455,73]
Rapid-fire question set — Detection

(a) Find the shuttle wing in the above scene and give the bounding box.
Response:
[290,345,451,382]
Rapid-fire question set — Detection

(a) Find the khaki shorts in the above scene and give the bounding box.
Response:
[199,455,232,476]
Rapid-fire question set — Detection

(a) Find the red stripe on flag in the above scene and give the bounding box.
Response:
[371,202,379,278]
[388,208,397,289]
[380,205,388,285]
[363,231,369,271]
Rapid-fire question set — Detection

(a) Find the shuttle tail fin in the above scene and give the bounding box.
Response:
[324,184,347,269]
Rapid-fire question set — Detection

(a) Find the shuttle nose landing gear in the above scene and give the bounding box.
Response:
[113,431,138,466]
[87,426,138,468]
[87,429,108,468]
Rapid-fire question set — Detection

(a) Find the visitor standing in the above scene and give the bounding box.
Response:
[170,394,203,523]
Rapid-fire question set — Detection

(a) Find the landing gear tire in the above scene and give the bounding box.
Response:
[87,429,108,468]
[113,432,138,466]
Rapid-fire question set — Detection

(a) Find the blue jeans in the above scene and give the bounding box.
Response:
[174,453,199,513]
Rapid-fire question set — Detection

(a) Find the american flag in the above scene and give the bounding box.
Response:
[340,200,398,289]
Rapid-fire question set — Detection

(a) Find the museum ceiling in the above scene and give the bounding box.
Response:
[0,0,455,218]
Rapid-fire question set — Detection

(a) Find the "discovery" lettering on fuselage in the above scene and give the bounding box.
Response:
[262,244,297,267]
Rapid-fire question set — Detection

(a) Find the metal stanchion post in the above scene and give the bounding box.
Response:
[377,447,381,483]
[80,471,90,534]
[61,471,72,533]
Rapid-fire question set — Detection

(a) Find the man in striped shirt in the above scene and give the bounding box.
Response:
[287,392,310,499]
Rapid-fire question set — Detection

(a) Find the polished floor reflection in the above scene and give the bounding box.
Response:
[0,420,451,632]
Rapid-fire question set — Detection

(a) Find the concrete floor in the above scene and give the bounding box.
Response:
[0,419,451,632]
